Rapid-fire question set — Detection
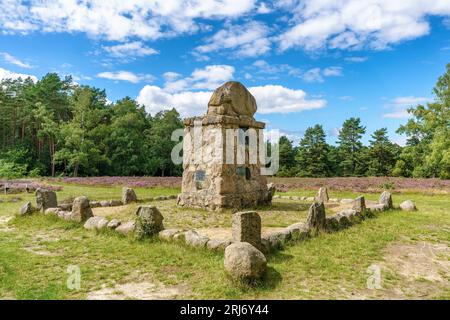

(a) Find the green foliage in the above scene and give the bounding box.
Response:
[0,159,27,179]
[366,128,400,176]
[337,117,366,176]
[277,136,297,176]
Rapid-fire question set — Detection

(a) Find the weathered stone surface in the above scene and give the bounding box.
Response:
[35,188,57,212]
[224,242,266,282]
[306,202,326,231]
[340,209,361,223]
[158,229,182,241]
[110,200,123,206]
[340,198,354,204]
[100,200,110,207]
[266,183,276,202]
[370,203,389,212]
[44,208,59,215]
[329,198,339,203]
[89,201,101,208]
[400,200,416,211]
[173,231,188,242]
[58,203,72,211]
[352,196,366,213]
[263,230,291,250]
[336,212,351,227]
[315,187,329,203]
[107,219,121,229]
[57,210,71,220]
[287,222,310,240]
[207,81,257,117]
[70,196,93,222]
[116,221,135,235]
[232,211,262,251]
[326,215,340,231]
[134,206,164,239]
[184,230,209,248]
[122,187,137,204]
[84,216,109,230]
[379,191,393,209]
[18,201,34,216]
[206,239,232,252]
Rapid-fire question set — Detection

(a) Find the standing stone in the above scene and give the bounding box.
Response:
[224,242,267,282]
[232,211,262,251]
[266,183,276,202]
[400,200,416,211]
[379,191,393,209]
[70,196,93,222]
[315,187,329,203]
[306,202,326,232]
[35,188,57,212]
[18,201,34,216]
[352,196,366,213]
[134,206,164,239]
[122,187,137,204]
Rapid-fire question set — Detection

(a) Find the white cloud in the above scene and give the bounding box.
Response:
[256,2,272,14]
[137,83,326,117]
[195,21,271,58]
[164,65,235,92]
[97,70,154,83]
[103,41,158,59]
[277,0,450,52]
[383,96,429,119]
[0,0,257,41]
[323,66,343,77]
[345,56,368,63]
[0,67,37,82]
[1,52,32,68]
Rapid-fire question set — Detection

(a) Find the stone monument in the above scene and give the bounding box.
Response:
[177,81,271,210]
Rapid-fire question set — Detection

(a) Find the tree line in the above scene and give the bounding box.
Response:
[0,64,449,179]
[0,74,183,178]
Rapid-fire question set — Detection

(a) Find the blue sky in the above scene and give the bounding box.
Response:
[1,1,449,146]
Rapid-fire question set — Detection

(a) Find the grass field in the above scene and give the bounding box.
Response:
[0,180,449,300]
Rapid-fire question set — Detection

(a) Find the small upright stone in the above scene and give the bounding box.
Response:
[232,211,262,251]
[306,202,326,232]
[315,187,329,203]
[224,242,267,282]
[379,191,393,209]
[35,188,57,212]
[266,183,276,202]
[134,206,164,239]
[18,201,34,216]
[70,196,93,222]
[352,196,366,213]
[400,200,416,211]
[122,187,137,204]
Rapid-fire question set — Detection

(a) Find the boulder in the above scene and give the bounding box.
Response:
[224,242,267,282]
[122,187,137,204]
[400,200,416,211]
[184,230,209,248]
[263,230,291,250]
[58,203,72,211]
[35,188,57,212]
[44,208,60,215]
[232,211,262,251]
[379,191,393,209]
[115,221,135,235]
[287,223,310,241]
[84,216,109,230]
[107,219,121,229]
[158,229,182,241]
[207,81,257,117]
[306,202,326,232]
[352,196,366,213]
[206,239,232,252]
[110,200,123,206]
[315,187,329,203]
[89,201,101,208]
[18,201,34,216]
[134,206,164,239]
[70,196,93,222]
[370,203,389,212]
[100,200,110,207]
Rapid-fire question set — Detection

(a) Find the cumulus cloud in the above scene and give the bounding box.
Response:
[195,21,271,58]
[97,70,155,83]
[345,56,368,63]
[277,0,450,52]
[137,83,326,117]
[302,66,342,82]
[0,67,37,82]
[383,96,429,119]
[103,41,158,59]
[1,52,32,68]
[0,0,256,41]
[164,65,235,92]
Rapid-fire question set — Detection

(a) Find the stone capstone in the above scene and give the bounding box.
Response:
[224,242,267,282]
[134,206,164,239]
[207,81,257,117]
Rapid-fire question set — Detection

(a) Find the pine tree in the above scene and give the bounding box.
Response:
[277,136,297,176]
[367,128,399,176]
[296,125,330,177]
[337,117,366,176]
